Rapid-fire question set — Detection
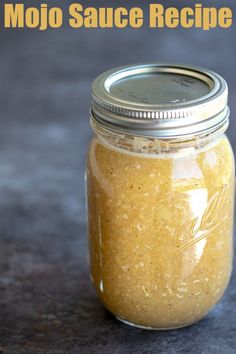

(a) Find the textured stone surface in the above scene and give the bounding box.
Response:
[0,1,236,352]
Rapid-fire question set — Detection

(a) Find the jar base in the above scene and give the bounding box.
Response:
[116,316,200,331]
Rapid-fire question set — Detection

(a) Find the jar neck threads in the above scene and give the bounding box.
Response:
[91,114,228,156]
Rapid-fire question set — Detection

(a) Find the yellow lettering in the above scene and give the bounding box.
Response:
[181,8,194,28]
[69,3,83,28]
[114,8,128,28]
[48,8,63,29]
[218,7,232,28]
[99,8,113,28]
[25,7,39,28]
[130,8,143,28]
[4,4,24,28]
[39,4,48,31]
[84,7,97,28]
[203,8,217,30]
[149,4,164,28]
[195,4,202,28]
[7,3,231,31]
[165,7,179,28]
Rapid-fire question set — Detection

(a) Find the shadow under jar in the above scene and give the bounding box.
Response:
[86,64,235,330]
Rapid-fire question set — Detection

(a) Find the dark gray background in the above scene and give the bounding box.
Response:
[0,0,235,353]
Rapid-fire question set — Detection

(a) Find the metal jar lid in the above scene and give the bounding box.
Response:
[91,63,229,138]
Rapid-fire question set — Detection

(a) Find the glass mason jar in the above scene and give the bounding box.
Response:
[86,64,235,330]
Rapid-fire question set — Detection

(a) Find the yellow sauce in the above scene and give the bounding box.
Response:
[87,134,234,329]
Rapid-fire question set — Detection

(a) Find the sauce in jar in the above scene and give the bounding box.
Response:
[87,64,235,329]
